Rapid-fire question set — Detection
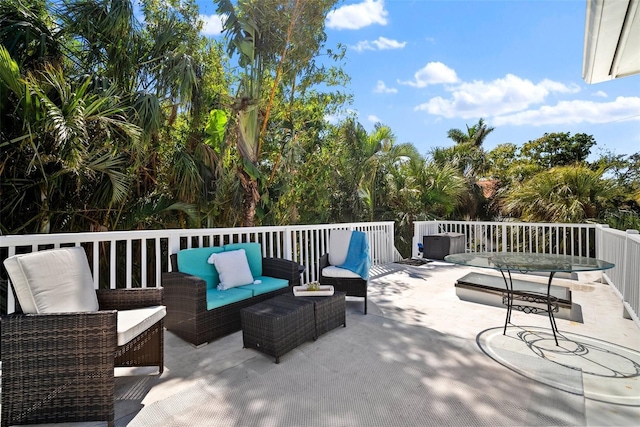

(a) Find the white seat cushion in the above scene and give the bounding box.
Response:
[117,305,166,346]
[3,247,99,313]
[322,265,363,279]
[328,229,353,266]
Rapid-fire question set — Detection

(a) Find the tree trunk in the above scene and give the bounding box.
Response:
[238,167,259,227]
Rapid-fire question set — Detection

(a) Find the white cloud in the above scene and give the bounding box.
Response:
[539,79,581,94]
[368,115,382,123]
[399,62,458,88]
[414,74,579,119]
[593,90,608,98]
[200,14,224,36]
[324,113,341,125]
[352,36,406,52]
[493,96,640,126]
[374,80,397,94]
[373,36,405,50]
[352,41,375,52]
[327,0,388,30]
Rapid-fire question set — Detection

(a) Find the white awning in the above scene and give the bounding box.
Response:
[583,0,640,84]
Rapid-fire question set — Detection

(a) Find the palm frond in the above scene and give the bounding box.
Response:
[87,153,131,205]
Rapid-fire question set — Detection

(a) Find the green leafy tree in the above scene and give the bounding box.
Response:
[260,49,351,225]
[1,1,210,233]
[358,123,422,221]
[215,0,338,226]
[520,132,596,168]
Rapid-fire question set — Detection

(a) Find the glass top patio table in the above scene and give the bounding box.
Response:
[444,252,614,345]
[444,252,614,274]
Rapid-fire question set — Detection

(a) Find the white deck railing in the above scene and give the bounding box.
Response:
[414,220,640,328]
[413,220,597,257]
[596,225,640,326]
[0,222,397,314]
[3,219,636,327]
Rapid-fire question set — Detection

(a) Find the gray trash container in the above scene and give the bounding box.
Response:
[422,233,465,260]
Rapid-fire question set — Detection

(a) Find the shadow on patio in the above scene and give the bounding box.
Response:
[112,261,640,426]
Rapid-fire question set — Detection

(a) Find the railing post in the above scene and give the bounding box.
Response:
[595,224,609,260]
[283,226,293,261]
[389,221,395,262]
[412,222,420,258]
[168,230,181,271]
[501,224,507,252]
[622,229,639,320]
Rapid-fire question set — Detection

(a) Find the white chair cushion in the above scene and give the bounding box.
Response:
[328,229,353,266]
[117,305,166,346]
[3,247,99,313]
[208,249,254,290]
[322,265,363,279]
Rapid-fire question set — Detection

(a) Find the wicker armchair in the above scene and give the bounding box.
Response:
[319,230,370,314]
[1,248,165,427]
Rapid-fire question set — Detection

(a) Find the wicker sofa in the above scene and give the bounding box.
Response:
[162,242,302,347]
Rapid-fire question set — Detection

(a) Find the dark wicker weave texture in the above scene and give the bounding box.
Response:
[1,287,164,427]
[240,295,315,363]
[319,253,368,314]
[280,292,346,338]
[163,255,301,347]
[98,288,165,371]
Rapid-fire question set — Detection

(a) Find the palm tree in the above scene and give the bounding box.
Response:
[1,0,223,233]
[0,47,141,233]
[502,165,616,223]
[0,0,62,69]
[447,117,495,147]
[385,157,465,256]
[433,118,495,219]
[358,123,422,221]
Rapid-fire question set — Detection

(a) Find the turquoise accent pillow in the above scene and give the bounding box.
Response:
[177,247,225,289]
[224,242,262,277]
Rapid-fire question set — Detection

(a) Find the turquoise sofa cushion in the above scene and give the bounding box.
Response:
[224,242,262,277]
[206,287,253,310]
[177,247,225,289]
[238,276,289,296]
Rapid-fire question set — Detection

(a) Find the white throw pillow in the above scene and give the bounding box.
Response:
[328,229,353,266]
[208,249,254,290]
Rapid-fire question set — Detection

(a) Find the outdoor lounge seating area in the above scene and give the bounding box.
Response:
[0,220,638,426]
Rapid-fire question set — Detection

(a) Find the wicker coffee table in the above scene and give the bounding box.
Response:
[240,292,346,363]
[280,291,346,338]
[240,295,315,363]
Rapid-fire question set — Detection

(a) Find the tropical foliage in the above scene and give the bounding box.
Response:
[1,1,638,257]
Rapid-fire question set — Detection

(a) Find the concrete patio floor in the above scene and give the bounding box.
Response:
[112,260,640,426]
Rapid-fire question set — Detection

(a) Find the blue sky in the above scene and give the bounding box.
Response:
[196,0,640,158]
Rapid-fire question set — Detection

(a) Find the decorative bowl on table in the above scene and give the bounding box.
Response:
[293,282,334,296]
